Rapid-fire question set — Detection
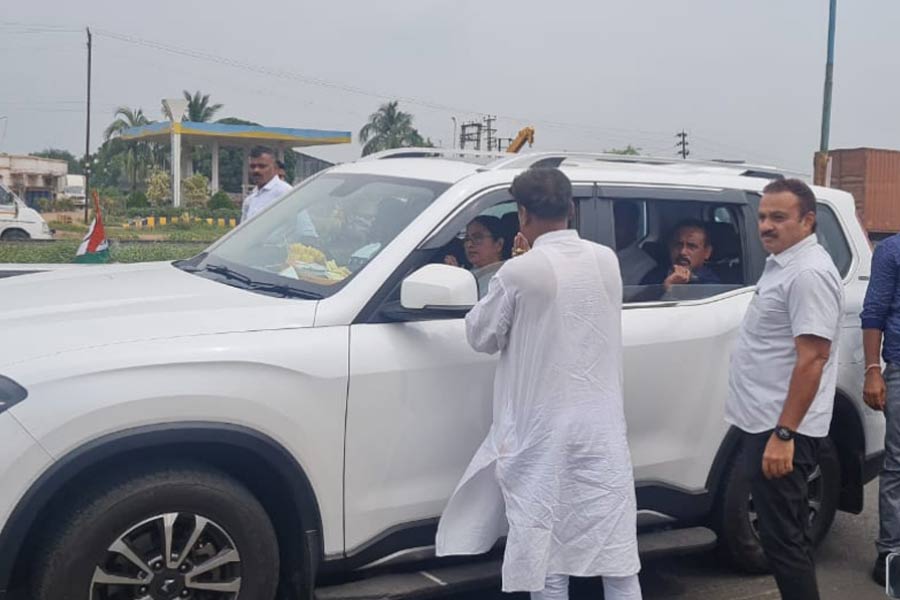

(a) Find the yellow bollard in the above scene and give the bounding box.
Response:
[159,216,167,226]
[229,218,236,228]
[206,218,213,225]
[217,218,225,228]
[123,223,130,229]
[147,216,156,229]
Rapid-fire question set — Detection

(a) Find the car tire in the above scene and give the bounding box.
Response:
[1,229,30,241]
[31,464,279,600]
[713,436,841,574]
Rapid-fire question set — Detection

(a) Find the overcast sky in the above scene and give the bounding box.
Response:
[2,1,898,174]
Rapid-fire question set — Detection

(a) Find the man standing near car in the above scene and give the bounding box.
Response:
[241,146,291,222]
[725,178,843,600]
[436,167,642,600]
[860,232,900,587]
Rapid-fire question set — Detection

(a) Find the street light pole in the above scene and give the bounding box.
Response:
[83,27,92,224]
[819,0,837,153]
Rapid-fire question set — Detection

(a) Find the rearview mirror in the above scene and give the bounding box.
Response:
[887,552,900,597]
[401,263,478,311]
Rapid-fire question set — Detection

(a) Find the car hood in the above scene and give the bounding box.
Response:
[0,262,317,368]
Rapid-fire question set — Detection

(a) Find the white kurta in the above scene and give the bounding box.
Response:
[435,229,640,592]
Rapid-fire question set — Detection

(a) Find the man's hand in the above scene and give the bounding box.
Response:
[864,369,887,411]
[664,265,692,288]
[512,233,531,256]
[444,254,459,267]
[762,434,794,479]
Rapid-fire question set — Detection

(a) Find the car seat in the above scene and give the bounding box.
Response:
[707,222,742,284]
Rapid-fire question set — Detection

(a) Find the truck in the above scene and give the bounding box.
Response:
[59,174,86,207]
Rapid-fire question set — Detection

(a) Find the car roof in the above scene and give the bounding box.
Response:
[327,149,854,211]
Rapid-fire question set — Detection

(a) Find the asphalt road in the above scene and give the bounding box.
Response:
[450,480,888,600]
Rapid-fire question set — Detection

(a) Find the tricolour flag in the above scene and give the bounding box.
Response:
[74,190,110,263]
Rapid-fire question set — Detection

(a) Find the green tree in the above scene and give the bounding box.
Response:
[359,101,430,156]
[30,148,83,175]
[103,106,153,193]
[606,145,642,155]
[162,90,223,123]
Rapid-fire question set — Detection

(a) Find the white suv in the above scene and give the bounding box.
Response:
[0,151,885,600]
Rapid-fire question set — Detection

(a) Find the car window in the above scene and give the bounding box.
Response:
[816,204,852,277]
[201,173,449,298]
[0,186,13,207]
[611,197,747,303]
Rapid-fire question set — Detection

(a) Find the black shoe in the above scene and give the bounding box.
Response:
[873,552,889,587]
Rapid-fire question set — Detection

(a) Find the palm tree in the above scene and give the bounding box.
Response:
[160,91,224,177]
[161,90,223,123]
[103,106,149,141]
[359,101,429,156]
[103,106,152,193]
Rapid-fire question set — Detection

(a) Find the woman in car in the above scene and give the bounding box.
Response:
[445,215,507,297]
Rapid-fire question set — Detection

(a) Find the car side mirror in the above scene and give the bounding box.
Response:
[401,263,477,312]
[887,552,900,597]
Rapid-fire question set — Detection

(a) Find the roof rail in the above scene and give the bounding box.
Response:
[486,152,786,175]
[355,147,802,180]
[358,147,512,164]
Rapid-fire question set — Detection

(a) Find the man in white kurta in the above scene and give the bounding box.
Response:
[436,168,641,600]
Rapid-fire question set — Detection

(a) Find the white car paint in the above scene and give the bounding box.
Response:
[0,154,884,578]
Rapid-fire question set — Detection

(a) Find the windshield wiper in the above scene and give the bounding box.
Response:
[202,263,322,299]
[204,263,253,285]
[246,282,323,299]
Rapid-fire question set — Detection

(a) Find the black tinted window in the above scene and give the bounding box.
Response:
[816,205,852,277]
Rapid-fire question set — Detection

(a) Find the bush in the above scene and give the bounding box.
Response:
[182,174,210,208]
[208,191,235,211]
[127,191,150,209]
[146,169,171,206]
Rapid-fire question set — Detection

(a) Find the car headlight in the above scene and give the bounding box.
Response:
[0,376,28,414]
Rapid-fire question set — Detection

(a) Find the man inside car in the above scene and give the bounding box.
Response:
[641,219,720,290]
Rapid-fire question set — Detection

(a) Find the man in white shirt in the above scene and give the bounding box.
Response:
[436,168,642,600]
[241,146,292,222]
[726,178,843,600]
[241,146,317,239]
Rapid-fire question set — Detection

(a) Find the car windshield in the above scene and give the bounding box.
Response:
[183,173,449,299]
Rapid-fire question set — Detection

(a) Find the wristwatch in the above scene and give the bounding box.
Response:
[774,425,795,442]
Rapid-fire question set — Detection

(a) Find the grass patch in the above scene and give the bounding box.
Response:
[0,241,208,264]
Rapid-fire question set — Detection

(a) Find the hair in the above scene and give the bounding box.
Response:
[469,215,505,241]
[509,167,573,220]
[249,145,276,160]
[763,177,817,230]
[670,219,712,247]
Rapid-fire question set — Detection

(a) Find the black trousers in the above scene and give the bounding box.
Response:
[740,430,822,600]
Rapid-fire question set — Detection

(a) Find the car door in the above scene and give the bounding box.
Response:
[342,185,596,558]
[597,186,757,509]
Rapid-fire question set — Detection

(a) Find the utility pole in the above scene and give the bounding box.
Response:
[675,130,689,159]
[83,27,92,224]
[483,115,497,152]
[820,0,837,153]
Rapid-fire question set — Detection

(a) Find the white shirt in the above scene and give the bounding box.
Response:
[436,230,640,592]
[241,176,292,222]
[726,234,844,437]
[617,241,657,285]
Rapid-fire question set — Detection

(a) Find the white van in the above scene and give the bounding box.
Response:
[0,183,53,240]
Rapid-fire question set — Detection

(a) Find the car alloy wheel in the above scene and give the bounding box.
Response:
[89,512,242,600]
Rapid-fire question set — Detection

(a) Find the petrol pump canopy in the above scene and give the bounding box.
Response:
[120,121,352,147]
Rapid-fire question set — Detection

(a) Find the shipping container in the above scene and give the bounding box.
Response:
[815,148,900,234]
